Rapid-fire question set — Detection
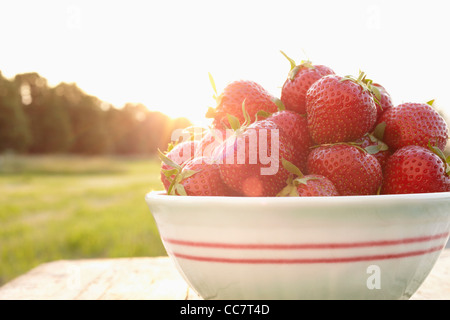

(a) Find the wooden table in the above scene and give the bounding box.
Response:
[1,250,449,300]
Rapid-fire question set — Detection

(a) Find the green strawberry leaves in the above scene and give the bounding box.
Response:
[364,142,388,155]
[272,97,286,111]
[282,158,304,178]
[341,71,382,107]
[158,149,199,195]
[364,133,389,155]
[226,114,242,131]
[427,141,450,175]
[280,50,297,72]
[310,134,389,156]
[208,72,218,99]
[372,122,386,141]
[277,158,320,197]
[205,72,224,119]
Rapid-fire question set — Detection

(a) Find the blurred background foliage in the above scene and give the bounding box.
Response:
[0,70,191,156]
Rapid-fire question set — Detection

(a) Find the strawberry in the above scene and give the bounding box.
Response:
[306,72,378,144]
[377,101,449,152]
[280,51,335,115]
[215,118,295,197]
[160,154,232,196]
[307,143,383,196]
[195,127,227,160]
[371,83,394,120]
[206,78,280,129]
[381,145,450,194]
[266,110,313,173]
[277,159,339,197]
[160,140,198,191]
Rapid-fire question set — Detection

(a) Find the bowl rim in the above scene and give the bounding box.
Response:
[145,190,450,206]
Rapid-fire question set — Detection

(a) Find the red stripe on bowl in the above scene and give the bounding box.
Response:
[171,245,445,264]
[163,232,449,250]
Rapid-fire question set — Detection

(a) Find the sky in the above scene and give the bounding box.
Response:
[1,0,449,127]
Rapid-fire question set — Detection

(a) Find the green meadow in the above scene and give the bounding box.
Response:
[0,154,167,286]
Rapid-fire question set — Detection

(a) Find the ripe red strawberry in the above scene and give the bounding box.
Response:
[172,157,233,196]
[371,83,394,120]
[277,159,339,197]
[280,51,335,114]
[307,143,383,196]
[290,174,339,197]
[266,110,313,173]
[306,72,378,144]
[215,119,295,197]
[160,140,198,190]
[381,145,450,194]
[195,127,227,159]
[160,154,233,196]
[206,79,280,129]
[377,101,449,152]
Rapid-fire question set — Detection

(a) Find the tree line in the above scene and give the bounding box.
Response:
[0,71,191,155]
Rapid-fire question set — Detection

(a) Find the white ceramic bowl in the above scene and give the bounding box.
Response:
[145,191,450,300]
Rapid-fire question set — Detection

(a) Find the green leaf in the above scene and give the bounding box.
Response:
[276,184,299,197]
[277,185,292,197]
[368,134,378,143]
[175,184,188,196]
[227,114,241,131]
[255,110,272,121]
[370,84,382,107]
[273,97,285,111]
[357,70,366,83]
[281,158,304,178]
[365,145,381,155]
[208,72,217,96]
[378,142,389,151]
[294,176,319,186]
[289,187,300,196]
[299,60,314,70]
[288,65,301,81]
[166,142,175,152]
[426,99,435,107]
[280,50,297,72]
[158,149,182,170]
[241,100,251,126]
[294,177,310,186]
[162,168,179,178]
[446,155,450,164]
[180,169,199,180]
[167,177,177,195]
[428,142,446,161]
[372,122,386,141]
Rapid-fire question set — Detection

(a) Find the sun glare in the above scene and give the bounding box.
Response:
[1,1,450,127]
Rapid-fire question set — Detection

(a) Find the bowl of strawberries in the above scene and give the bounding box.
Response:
[145,52,450,300]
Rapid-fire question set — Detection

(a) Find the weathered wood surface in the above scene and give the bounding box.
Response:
[0,250,449,300]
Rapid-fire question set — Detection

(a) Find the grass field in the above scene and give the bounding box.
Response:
[0,154,167,286]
